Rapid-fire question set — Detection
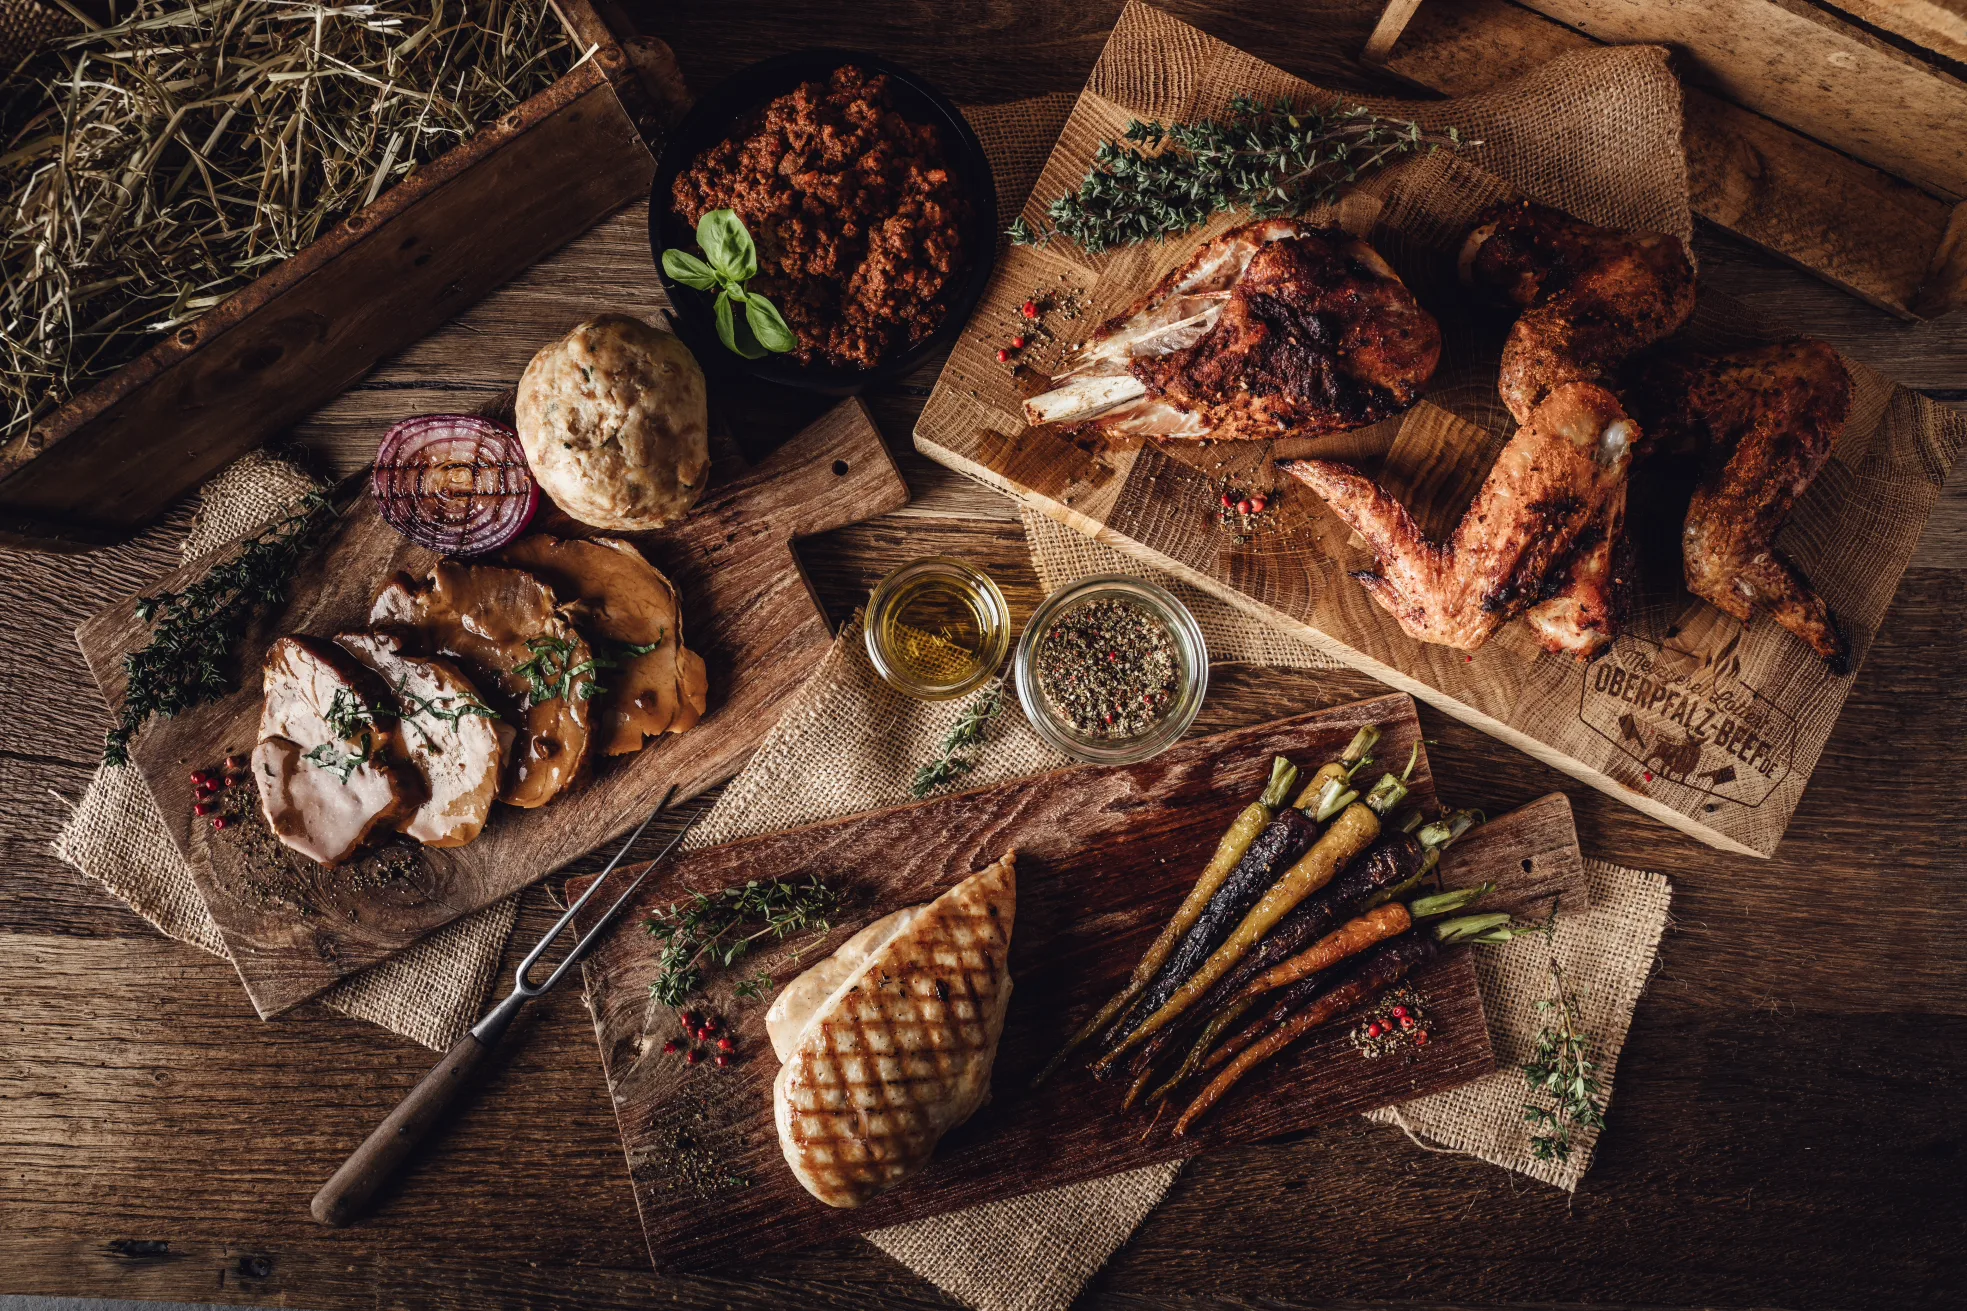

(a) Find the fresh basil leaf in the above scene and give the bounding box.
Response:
[744,293,799,354]
[714,290,767,359]
[697,208,757,283]
[661,248,721,291]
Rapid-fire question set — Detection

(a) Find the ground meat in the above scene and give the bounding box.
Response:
[671,66,968,370]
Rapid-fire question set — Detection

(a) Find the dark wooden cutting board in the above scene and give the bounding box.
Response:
[76,399,908,1018]
[573,693,1586,1271]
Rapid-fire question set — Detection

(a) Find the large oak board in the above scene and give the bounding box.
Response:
[76,399,908,1017]
[575,694,1584,1270]
[914,1,1967,857]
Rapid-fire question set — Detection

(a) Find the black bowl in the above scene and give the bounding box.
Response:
[649,50,998,396]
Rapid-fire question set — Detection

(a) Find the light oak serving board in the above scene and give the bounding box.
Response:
[76,399,907,1018]
[915,1,1967,857]
[574,694,1586,1271]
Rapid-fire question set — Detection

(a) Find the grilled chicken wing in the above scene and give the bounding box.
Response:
[1460,199,1695,424]
[1629,339,1853,672]
[1282,382,1639,651]
[771,853,1016,1209]
[1025,221,1439,440]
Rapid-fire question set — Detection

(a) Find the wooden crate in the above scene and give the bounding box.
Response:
[1363,0,1967,322]
[0,0,677,552]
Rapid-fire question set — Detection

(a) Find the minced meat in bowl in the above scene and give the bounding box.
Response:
[670,65,970,371]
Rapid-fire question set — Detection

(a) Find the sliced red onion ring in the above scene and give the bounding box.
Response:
[371,414,539,556]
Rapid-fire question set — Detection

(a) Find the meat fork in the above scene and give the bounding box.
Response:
[311,786,700,1225]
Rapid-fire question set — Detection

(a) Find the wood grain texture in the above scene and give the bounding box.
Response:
[574,697,1595,1269]
[3,2,1964,1308]
[914,2,1967,857]
[73,400,907,1016]
[1514,0,1967,201]
[0,0,657,550]
[1372,0,1965,318]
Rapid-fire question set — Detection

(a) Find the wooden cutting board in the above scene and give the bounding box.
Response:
[573,693,1586,1271]
[76,399,908,1018]
[914,1,1967,858]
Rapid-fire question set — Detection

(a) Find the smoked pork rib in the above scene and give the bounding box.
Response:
[1025,220,1440,441]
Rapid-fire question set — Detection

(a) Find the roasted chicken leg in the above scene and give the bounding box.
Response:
[1462,200,1694,658]
[1629,339,1853,672]
[1282,382,1640,651]
[1460,199,1695,424]
[1025,220,1440,441]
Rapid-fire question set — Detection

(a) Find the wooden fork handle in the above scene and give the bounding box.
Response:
[310,1032,492,1226]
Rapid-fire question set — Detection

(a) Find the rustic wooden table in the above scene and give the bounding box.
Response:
[4,3,1963,1308]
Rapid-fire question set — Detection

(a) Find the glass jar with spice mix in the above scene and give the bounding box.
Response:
[1013,576,1207,764]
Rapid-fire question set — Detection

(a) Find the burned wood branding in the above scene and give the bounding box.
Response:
[1577,636,1797,807]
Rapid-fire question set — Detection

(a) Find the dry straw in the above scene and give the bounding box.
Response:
[0,0,574,442]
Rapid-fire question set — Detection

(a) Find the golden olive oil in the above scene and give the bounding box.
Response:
[865,558,1010,700]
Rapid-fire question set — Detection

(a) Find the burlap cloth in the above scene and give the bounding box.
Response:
[53,453,521,1050]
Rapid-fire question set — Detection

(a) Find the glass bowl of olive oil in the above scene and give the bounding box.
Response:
[865,557,1011,700]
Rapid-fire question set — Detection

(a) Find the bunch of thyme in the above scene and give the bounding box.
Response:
[1008,95,1472,254]
[2,0,573,442]
[912,679,1003,798]
[644,876,838,1008]
[105,491,338,765]
[1521,902,1609,1161]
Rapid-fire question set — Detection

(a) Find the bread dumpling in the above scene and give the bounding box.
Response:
[514,315,709,531]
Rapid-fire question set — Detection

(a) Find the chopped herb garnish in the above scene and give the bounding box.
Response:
[514,634,606,705]
[303,689,378,783]
[644,876,838,1007]
[106,492,339,766]
[393,677,499,750]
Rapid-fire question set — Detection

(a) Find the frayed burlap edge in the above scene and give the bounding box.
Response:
[51,451,519,1050]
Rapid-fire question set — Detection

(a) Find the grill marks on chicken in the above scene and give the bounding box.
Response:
[1461,200,1695,425]
[771,854,1016,1209]
[1284,383,1638,650]
[1024,221,1440,441]
[1631,339,1854,672]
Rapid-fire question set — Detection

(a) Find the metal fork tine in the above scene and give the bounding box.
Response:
[513,785,676,992]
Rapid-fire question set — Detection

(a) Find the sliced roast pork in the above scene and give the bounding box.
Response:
[253,636,414,866]
[770,853,1017,1208]
[371,561,593,809]
[1024,220,1439,441]
[499,534,708,755]
[336,630,505,848]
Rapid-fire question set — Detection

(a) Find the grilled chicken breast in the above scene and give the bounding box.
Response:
[1025,221,1439,441]
[253,636,414,866]
[1283,382,1639,651]
[771,853,1017,1209]
[335,631,505,848]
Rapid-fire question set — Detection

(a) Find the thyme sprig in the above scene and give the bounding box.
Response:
[1521,902,1609,1162]
[911,680,1003,798]
[644,876,839,1008]
[106,491,338,765]
[1009,95,1473,254]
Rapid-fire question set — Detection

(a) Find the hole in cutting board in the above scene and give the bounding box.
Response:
[833,460,850,475]
[1521,858,1534,873]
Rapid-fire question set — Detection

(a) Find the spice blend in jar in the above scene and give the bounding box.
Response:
[1033,598,1180,739]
